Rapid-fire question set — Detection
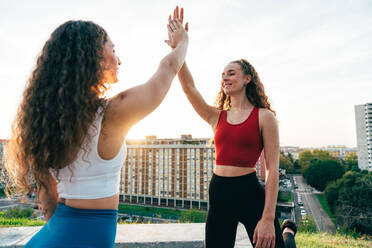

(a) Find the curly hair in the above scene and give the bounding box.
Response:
[4,20,109,197]
[215,59,276,115]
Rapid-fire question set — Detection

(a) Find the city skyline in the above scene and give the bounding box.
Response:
[1,0,371,147]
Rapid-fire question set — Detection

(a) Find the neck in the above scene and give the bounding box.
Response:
[229,91,253,112]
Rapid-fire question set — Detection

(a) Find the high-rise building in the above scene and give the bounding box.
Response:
[355,103,372,171]
[120,135,265,209]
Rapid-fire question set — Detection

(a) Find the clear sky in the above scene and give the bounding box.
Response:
[0,0,371,148]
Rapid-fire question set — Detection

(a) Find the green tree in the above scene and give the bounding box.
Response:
[303,159,345,191]
[299,149,338,172]
[325,171,372,235]
[279,153,293,171]
[344,152,359,172]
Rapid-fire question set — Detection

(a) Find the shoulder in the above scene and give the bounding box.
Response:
[258,108,275,119]
[258,108,277,127]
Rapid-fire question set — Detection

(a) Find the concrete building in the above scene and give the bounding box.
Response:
[321,146,358,160]
[280,146,300,160]
[355,103,372,171]
[120,135,265,210]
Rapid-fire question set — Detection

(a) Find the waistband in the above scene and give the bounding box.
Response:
[212,171,258,183]
[55,202,118,217]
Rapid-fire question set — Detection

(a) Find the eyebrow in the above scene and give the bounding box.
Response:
[222,69,236,76]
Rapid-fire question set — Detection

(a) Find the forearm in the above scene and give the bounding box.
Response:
[178,62,196,94]
[262,167,279,221]
[161,39,188,76]
[37,177,58,222]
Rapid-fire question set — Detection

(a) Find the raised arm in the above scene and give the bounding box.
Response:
[167,7,220,129]
[105,10,188,136]
[178,63,220,129]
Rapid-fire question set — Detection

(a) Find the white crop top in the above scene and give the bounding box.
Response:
[51,109,127,199]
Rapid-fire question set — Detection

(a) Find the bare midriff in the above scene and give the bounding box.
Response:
[214,165,256,177]
[58,193,119,210]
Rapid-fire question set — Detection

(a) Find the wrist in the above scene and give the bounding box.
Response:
[261,214,275,222]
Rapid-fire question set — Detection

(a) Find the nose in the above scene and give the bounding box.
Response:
[117,56,121,66]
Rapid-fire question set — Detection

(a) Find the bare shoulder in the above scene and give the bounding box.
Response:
[258,108,278,133]
[258,108,276,122]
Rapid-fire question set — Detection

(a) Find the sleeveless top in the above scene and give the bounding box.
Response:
[214,107,263,167]
[51,108,127,199]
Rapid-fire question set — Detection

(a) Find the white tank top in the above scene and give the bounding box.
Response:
[51,108,127,199]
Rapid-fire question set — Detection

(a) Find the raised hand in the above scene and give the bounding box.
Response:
[166,6,188,49]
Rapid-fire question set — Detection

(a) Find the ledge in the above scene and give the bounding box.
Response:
[0,223,252,248]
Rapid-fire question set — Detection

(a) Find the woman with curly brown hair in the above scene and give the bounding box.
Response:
[5,14,188,247]
[167,8,297,248]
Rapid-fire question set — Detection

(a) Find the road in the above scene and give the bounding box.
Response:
[293,175,336,234]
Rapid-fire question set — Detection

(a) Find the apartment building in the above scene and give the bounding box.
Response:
[120,135,265,209]
[355,103,372,171]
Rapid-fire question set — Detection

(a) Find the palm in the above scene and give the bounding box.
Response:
[167,6,188,49]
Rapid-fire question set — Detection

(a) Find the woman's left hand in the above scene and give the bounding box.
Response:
[252,218,276,248]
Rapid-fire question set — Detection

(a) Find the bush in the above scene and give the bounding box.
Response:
[180,208,206,223]
[298,216,317,233]
[4,207,33,219]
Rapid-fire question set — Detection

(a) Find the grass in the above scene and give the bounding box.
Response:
[278,191,292,202]
[0,217,45,227]
[296,232,371,248]
[315,193,336,225]
[118,203,207,222]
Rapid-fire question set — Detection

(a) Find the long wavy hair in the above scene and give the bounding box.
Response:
[4,20,109,197]
[215,59,276,115]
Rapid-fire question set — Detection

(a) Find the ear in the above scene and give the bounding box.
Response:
[245,74,252,85]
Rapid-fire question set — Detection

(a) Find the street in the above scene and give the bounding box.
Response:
[293,175,336,234]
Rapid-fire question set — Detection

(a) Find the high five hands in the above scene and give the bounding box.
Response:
[166,6,189,49]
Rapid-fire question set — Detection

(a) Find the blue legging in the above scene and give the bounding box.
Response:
[25,203,118,248]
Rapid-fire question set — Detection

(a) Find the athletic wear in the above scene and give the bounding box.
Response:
[50,108,127,199]
[205,172,284,248]
[25,203,118,248]
[214,108,263,167]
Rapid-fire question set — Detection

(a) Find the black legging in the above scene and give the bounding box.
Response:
[205,172,295,248]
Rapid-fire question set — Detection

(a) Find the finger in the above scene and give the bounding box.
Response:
[185,22,189,32]
[176,6,179,21]
[170,20,177,31]
[167,24,173,33]
[165,40,172,48]
[173,8,177,21]
[261,238,268,248]
[271,238,275,248]
[253,229,257,244]
[168,18,176,31]
[180,7,184,24]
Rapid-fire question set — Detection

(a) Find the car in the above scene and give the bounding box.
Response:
[298,201,303,206]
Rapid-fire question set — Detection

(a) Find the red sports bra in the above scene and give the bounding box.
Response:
[214,107,263,167]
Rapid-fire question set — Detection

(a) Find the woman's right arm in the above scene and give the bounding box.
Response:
[178,62,220,129]
[105,17,188,137]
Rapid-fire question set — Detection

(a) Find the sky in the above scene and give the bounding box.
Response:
[0,0,371,148]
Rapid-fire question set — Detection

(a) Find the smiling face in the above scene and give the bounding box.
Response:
[102,36,121,84]
[221,62,251,96]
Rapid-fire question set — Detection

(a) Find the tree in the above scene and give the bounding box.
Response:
[299,149,338,172]
[344,152,359,172]
[279,153,293,171]
[325,171,372,235]
[303,159,345,191]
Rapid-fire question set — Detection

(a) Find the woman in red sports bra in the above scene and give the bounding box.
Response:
[167,8,297,248]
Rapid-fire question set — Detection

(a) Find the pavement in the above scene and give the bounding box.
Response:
[0,223,253,248]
